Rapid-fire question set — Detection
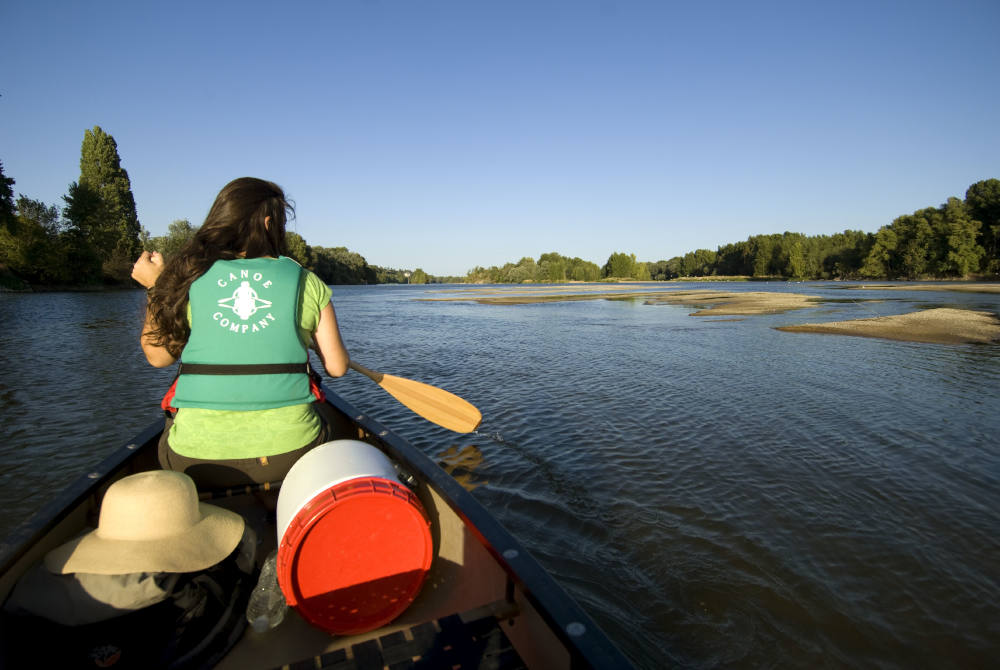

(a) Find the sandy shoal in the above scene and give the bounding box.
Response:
[644,290,821,315]
[776,308,1000,344]
[421,289,671,304]
[424,288,828,311]
[418,286,1000,344]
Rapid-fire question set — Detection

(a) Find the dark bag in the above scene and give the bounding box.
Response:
[0,555,249,670]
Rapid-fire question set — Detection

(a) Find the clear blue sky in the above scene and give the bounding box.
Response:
[3,0,998,276]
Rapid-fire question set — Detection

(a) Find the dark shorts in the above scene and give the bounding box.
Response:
[157,408,332,491]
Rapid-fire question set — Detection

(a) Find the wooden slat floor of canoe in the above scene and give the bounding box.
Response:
[274,611,527,670]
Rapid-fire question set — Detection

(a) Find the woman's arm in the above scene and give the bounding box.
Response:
[132,251,177,368]
[140,309,178,368]
[312,302,350,377]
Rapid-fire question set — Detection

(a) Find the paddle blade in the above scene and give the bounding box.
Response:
[376,373,482,433]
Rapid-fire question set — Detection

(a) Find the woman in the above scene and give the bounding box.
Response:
[131,177,350,489]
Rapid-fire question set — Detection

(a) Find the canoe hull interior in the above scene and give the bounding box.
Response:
[0,388,632,669]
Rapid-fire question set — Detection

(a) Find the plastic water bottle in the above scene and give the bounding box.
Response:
[245,549,287,632]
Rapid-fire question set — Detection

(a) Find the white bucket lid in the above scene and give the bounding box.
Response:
[276,439,399,542]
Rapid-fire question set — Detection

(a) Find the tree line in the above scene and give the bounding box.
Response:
[3,127,998,288]
[1,128,143,288]
[0,127,411,289]
[656,183,997,281]
[464,179,999,283]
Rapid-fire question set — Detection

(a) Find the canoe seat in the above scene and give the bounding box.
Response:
[271,611,526,670]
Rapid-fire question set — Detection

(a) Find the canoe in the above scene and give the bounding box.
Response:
[0,385,633,669]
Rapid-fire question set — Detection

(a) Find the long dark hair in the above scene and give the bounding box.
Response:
[146,177,295,357]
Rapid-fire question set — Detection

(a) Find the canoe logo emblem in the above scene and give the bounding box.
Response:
[218,281,272,320]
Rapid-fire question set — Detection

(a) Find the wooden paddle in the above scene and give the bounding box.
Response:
[349,361,482,433]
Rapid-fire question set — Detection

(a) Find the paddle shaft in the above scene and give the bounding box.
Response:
[348,360,482,433]
[349,360,384,383]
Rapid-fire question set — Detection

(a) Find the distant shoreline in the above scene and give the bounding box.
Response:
[854,283,1000,294]
[0,283,136,294]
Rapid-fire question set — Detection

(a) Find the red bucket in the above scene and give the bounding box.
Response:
[275,440,433,635]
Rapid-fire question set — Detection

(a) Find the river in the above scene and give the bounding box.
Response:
[1,282,998,668]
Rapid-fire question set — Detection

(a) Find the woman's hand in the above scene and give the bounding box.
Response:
[132,251,164,289]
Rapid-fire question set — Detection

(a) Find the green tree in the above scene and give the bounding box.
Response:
[466,254,600,283]
[567,257,600,281]
[647,260,676,280]
[537,252,567,282]
[823,230,872,279]
[859,197,985,279]
[311,246,377,284]
[888,212,934,278]
[860,226,898,278]
[749,235,780,277]
[501,257,537,283]
[285,230,313,267]
[61,181,104,282]
[0,161,16,234]
[965,179,1000,274]
[0,197,70,283]
[147,219,197,259]
[940,197,982,276]
[681,248,717,277]
[15,197,62,235]
[409,268,428,284]
[76,126,142,280]
[374,266,412,283]
[715,241,751,276]
[780,233,806,279]
[603,252,637,279]
[465,266,490,283]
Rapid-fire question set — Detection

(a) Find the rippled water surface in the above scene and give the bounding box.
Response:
[2,282,999,668]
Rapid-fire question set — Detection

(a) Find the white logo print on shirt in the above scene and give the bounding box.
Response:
[217,281,273,320]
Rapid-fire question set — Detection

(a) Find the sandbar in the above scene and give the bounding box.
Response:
[425,287,839,313]
[421,288,669,304]
[419,285,1000,344]
[644,290,822,315]
[776,308,1000,344]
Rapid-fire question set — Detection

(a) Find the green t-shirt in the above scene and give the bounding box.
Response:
[168,269,332,460]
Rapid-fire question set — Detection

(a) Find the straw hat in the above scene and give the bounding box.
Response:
[44,471,245,575]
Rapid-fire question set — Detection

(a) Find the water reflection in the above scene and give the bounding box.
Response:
[435,444,489,491]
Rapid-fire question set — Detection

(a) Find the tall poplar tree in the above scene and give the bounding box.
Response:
[74,126,142,279]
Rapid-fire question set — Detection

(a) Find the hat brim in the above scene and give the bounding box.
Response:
[44,503,244,575]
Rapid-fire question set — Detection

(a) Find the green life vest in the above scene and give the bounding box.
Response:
[172,257,314,411]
